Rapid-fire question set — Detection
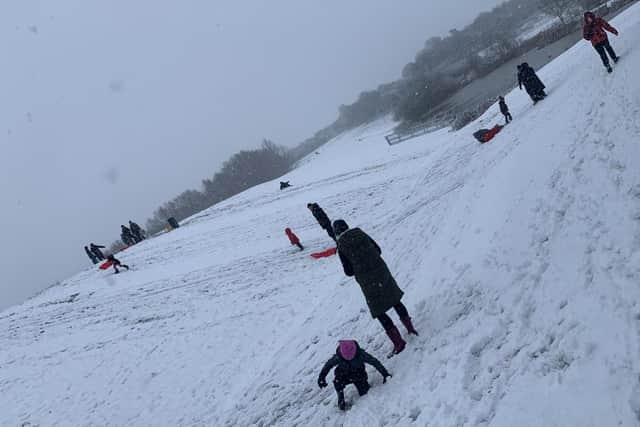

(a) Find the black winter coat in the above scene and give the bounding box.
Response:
[337,228,404,318]
[518,65,545,94]
[318,343,389,382]
[499,99,509,114]
[309,203,331,229]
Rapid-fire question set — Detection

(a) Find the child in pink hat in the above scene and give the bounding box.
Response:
[317,340,391,410]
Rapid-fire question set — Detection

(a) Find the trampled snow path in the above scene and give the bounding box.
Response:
[2,5,640,426]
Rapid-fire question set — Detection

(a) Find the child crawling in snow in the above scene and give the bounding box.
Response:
[317,340,391,410]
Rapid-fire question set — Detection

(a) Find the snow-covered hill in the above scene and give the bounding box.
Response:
[2,5,640,426]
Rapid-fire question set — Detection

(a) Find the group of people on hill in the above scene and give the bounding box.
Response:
[120,221,145,246]
[284,202,419,410]
[83,220,144,273]
[487,10,621,135]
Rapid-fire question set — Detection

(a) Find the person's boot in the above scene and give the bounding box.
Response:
[337,390,347,411]
[400,316,419,336]
[385,325,406,356]
[613,56,619,63]
[606,64,613,73]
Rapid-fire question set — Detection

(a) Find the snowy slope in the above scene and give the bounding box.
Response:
[2,4,640,426]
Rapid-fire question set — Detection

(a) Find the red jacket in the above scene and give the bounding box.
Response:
[285,228,300,245]
[583,12,618,46]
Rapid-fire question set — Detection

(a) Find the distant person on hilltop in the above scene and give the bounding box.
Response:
[90,243,106,261]
[285,228,304,251]
[129,220,145,242]
[583,11,619,73]
[307,203,336,242]
[106,254,129,274]
[498,96,512,124]
[120,225,135,246]
[518,63,546,104]
[333,219,418,357]
[84,246,98,264]
[317,340,391,411]
[280,181,291,190]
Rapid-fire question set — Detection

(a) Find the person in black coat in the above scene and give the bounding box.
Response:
[90,243,106,260]
[307,203,336,242]
[334,219,418,356]
[279,181,291,190]
[129,220,145,242]
[84,246,98,264]
[318,340,390,411]
[106,254,129,274]
[498,96,512,124]
[121,225,135,246]
[518,63,546,103]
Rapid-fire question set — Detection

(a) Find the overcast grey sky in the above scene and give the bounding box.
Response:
[0,0,502,311]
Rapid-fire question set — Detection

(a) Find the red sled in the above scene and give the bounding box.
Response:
[99,261,113,270]
[310,247,337,259]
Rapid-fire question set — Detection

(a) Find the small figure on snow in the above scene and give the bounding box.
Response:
[518,63,546,104]
[498,96,512,124]
[84,246,98,264]
[106,254,129,274]
[317,340,391,411]
[129,220,145,242]
[307,203,336,242]
[280,181,292,190]
[583,11,619,73]
[333,220,418,356]
[90,243,106,261]
[285,228,304,251]
[121,225,136,246]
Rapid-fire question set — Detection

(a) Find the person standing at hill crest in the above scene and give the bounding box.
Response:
[583,11,619,73]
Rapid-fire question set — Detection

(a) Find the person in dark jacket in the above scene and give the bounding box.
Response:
[318,340,391,411]
[583,11,619,73]
[84,246,98,264]
[498,96,512,124]
[333,220,418,356]
[518,63,546,103]
[129,221,145,242]
[285,228,304,251]
[106,254,129,274]
[121,225,135,246]
[307,203,336,242]
[280,181,291,190]
[90,243,106,260]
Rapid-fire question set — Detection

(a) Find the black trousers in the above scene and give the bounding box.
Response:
[502,112,512,123]
[378,302,410,330]
[594,39,617,67]
[334,376,370,396]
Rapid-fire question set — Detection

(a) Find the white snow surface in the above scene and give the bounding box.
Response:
[3,5,640,426]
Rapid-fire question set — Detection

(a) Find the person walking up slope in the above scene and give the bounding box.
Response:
[318,340,391,411]
[583,11,619,73]
[333,219,418,357]
[285,228,304,251]
[498,96,512,124]
[106,254,129,274]
[307,203,336,242]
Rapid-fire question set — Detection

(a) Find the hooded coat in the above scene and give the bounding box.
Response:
[285,228,300,245]
[337,228,404,318]
[583,12,618,46]
[517,63,545,97]
[318,341,389,383]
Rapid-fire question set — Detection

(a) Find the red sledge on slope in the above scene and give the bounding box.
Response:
[310,247,337,259]
[99,261,113,270]
[473,124,503,143]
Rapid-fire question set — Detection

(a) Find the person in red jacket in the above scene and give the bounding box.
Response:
[285,228,304,251]
[583,11,619,73]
